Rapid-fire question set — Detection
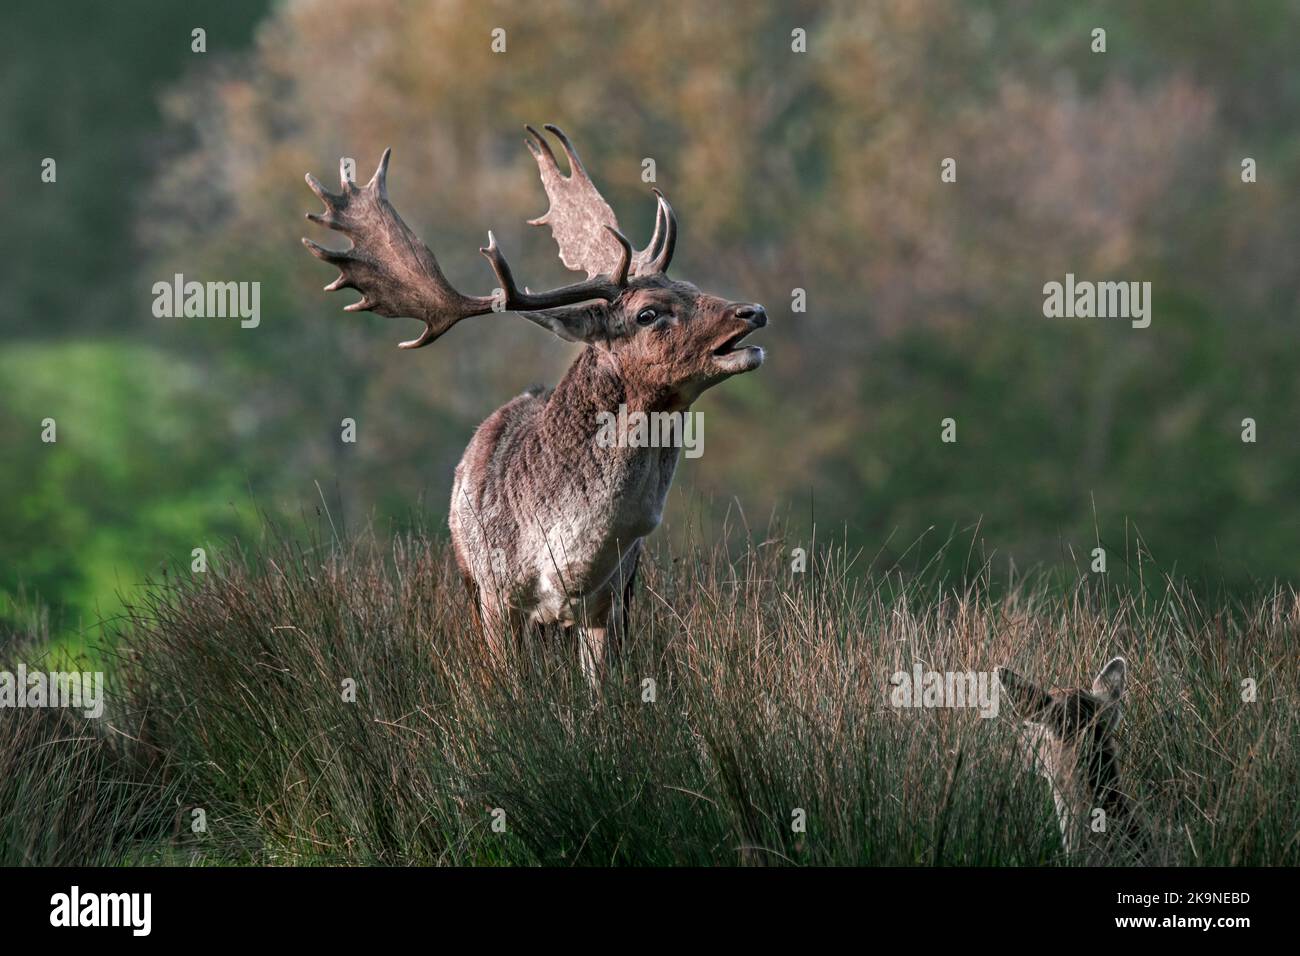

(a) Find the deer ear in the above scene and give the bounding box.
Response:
[1092,657,1127,703]
[520,304,608,344]
[996,666,1052,719]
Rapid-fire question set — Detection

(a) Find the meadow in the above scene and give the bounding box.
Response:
[3,523,1295,866]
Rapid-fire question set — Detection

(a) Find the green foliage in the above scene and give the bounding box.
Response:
[841,298,1300,588]
[0,343,257,645]
[3,0,1299,649]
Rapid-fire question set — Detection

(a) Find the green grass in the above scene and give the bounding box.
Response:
[1,526,1296,865]
[0,612,178,866]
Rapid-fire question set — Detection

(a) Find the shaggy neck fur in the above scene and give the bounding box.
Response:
[541,346,688,463]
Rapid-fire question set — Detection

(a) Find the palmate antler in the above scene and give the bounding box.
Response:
[523,124,675,279]
[303,126,676,349]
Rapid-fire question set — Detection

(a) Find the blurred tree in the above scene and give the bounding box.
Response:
[0,0,268,337]
[4,0,1299,634]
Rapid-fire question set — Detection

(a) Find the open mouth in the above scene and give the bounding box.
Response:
[713,328,757,355]
[712,328,765,371]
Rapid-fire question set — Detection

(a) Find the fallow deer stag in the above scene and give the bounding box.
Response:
[996,658,1149,862]
[303,125,766,683]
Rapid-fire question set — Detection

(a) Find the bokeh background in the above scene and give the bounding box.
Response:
[3,0,1298,651]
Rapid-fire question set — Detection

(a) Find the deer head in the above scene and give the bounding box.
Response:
[996,658,1145,858]
[303,125,765,409]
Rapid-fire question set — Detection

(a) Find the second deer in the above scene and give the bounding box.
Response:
[996,658,1149,862]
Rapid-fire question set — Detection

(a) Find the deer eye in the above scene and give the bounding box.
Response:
[636,307,658,326]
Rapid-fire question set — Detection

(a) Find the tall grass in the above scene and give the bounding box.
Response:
[0,608,177,866]
[3,525,1297,865]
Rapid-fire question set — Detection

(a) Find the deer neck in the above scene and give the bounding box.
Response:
[530,348,682,541]
[542,346,685,470]
[1053,734,1146,859]
[546,346,689,434]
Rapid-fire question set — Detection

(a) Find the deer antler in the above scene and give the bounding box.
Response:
[640,189,677,275]
[480,227,631,308]
[525,124,676,279]
[303,148,632,349]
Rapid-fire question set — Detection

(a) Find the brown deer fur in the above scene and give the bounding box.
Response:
[304,126,766,682]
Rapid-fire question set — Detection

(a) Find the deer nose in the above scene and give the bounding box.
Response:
[734,304,767,327]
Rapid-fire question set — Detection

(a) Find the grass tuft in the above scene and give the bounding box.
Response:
[3,526,1296,865]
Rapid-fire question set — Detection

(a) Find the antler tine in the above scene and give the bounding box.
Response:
[304,172,340,209]
[480,231,625,308]
[302,236,348,266]
[305,169,349,233]
[632,196,666,275]
[605,225,632,287]
[543,123,588,178]
[523,124,561,182]
[644,189,677,274]
[478,230,519,301]
[365,147,392,198]
[523,127,559,228]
